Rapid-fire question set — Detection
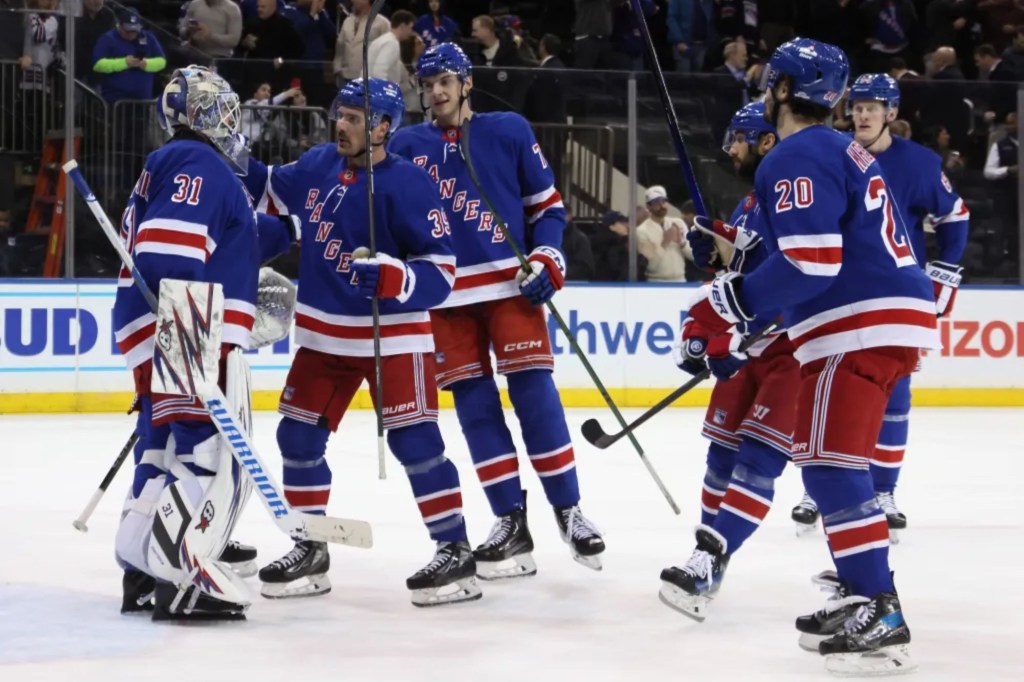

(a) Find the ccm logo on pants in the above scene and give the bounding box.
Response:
[503,340,544,352]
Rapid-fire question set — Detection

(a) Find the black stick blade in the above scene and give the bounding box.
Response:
[581,418,616,449]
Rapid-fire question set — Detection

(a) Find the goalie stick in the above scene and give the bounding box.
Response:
[72,431,139,532]
[457,120,680,515]
[581,323,780,449]
[63,160,372,549]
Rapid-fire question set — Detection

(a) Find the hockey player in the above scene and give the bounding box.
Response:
[388,43,605,579]
[250,78,482,607]
[790,73,970,539]
[684,39,940,674]
[113,66,262,620]
[659,101,801,622]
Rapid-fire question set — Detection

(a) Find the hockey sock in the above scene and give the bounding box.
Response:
[507,370,580,509]
[452,375,524,516]
[713,439,788,554]
[131,397,170,497]
[171,421,220,477]
[277,417,332,515]
[700,442,737,525]
[804,466,894,598]
[871,376,911,494]
[389,422,466,543]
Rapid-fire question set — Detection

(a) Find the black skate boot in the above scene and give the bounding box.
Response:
[819,591,916,676]
[120,569,155,614]
[795,570,868,652]
[407,541,483,607]
[219,540,258,578]
[792,492,820,536]
[473,492,536,580]
[554,503,605,570]
[876,492,907,544]
[258,540,331,599]
[659,525,729,622]
[151,581,248,621]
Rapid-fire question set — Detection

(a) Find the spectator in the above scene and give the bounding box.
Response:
[469,14,523,112]
[889,118,913,139]
[181,0,242,59]
[858,0,919,74]
[591,210,647,281]
[974,43,1019,126]
[922,46,970,148]
[666,0,697,72]
[524,35,568,187]
[1000,25,1024,73]
[281,0,336,107]
[274,88,329,162]
[368,10,416,84]
[977,0,1024,51]
[983,111,1020,268]
[238,0,303,96]
[501,15,539,66]
[712,41,761,104]
[923,124,966,176]
[562,209,596,281]
[333,0,389,87]
[611,0,655,71]
[926,0,974,74]
[92,10,167,103]
[240,81,299,148]
[887,56,924,124]
[636,185,692,282]
[414,0,459,49]
[20,0,61,97]
[76,1,117,87]
[707,0,762,70]
[573,0,615,69]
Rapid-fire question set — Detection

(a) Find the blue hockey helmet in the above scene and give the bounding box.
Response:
[332,77,405,136]
[847,73,900,110]
[416,42,472,81]
[761,38,849,110]
[722,101,777,153]
[157,65,248,173]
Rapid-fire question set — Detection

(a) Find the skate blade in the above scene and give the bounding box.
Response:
[888,528,902,545]
[476,553,538,581]
[410,577,483,608]
[228,560,258,579]
[571,550,603,572]
[825,645,917,677]
[658,582,709,622]
[798,632,829,652]
[795,520,819,537]
[260,574,332,599]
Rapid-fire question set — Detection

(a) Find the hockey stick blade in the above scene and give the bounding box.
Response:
[302,515,373,548]
[581,418,615,449]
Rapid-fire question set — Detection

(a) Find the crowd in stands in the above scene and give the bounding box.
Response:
[1,1,1022,281]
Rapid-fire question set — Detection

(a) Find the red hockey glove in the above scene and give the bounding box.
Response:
[516,246,566,305]
[706,331,749,381]
[672,316,710,375]
[925,260,963,317]
[686,272,755,336]
[350,252,415,302]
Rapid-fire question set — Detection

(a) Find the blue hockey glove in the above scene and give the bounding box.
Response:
[349,251,415,302]
[685,226,722,271]
[516,246,566,305]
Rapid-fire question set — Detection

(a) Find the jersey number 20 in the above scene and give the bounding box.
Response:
[866,176,916,268]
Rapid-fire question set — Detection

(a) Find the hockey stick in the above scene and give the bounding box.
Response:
[581,323,779,449]
[63,160,372,549]
[362,0,388,480]
[72,431,140,532]
[629,0,708,215]
[457,120,681,515]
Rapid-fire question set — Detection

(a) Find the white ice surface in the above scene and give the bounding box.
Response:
[0,407,1021,681]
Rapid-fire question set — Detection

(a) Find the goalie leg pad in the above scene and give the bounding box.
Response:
[115,474,166,575]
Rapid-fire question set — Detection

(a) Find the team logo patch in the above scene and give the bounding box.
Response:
[686,338,706,356]
[435,352,446,364]
[194,501,215,533]
[282,386,295,402]
[157,319,174,351]
[713,408,728,425]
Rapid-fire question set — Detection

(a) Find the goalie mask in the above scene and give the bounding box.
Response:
[158,65,249,174]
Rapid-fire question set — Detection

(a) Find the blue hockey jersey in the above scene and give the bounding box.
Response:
[251,144,455,357]
[113,139,259,371]
[388,112,566,308]
[872,135,969,264]
[741,126,940,364]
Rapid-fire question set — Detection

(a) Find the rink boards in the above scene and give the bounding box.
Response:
[1,280,1023,412]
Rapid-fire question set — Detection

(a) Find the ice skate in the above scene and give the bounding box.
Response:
[554,503,605,570]
[658,525,729,622]
[820,591,916,676]
[151,581,248,621]
[220,540,258,578]
[120,569,155,614]
[473,493,537,580]
[258,540,331,599]
[407,541,483,607]
[876,492,907,544]
[796,570,868,651]
[792,491,820,536]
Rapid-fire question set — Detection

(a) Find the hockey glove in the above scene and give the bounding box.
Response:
[685,226,722,272]
[925,260,963,317]
[693,216,762,273]
[671,317,710,375]
[350,252,416,303]
[686,272,755,336]
[516,246,566,305]
[706,331,749,381]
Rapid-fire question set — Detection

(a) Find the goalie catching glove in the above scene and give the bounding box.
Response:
[925,260,963,317]
[349,248,416,303]
[250,267,297,348]
[516,246,566,305]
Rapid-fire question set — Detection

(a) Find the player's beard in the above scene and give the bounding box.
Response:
[735,151,760,180]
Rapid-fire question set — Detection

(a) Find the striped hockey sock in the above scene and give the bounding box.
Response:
[699,442,737,525]
[392,423,466,543]
[712,442,788,554]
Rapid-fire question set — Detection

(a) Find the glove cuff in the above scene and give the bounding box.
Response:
[926,261,963,289]
[528,246,566,288]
